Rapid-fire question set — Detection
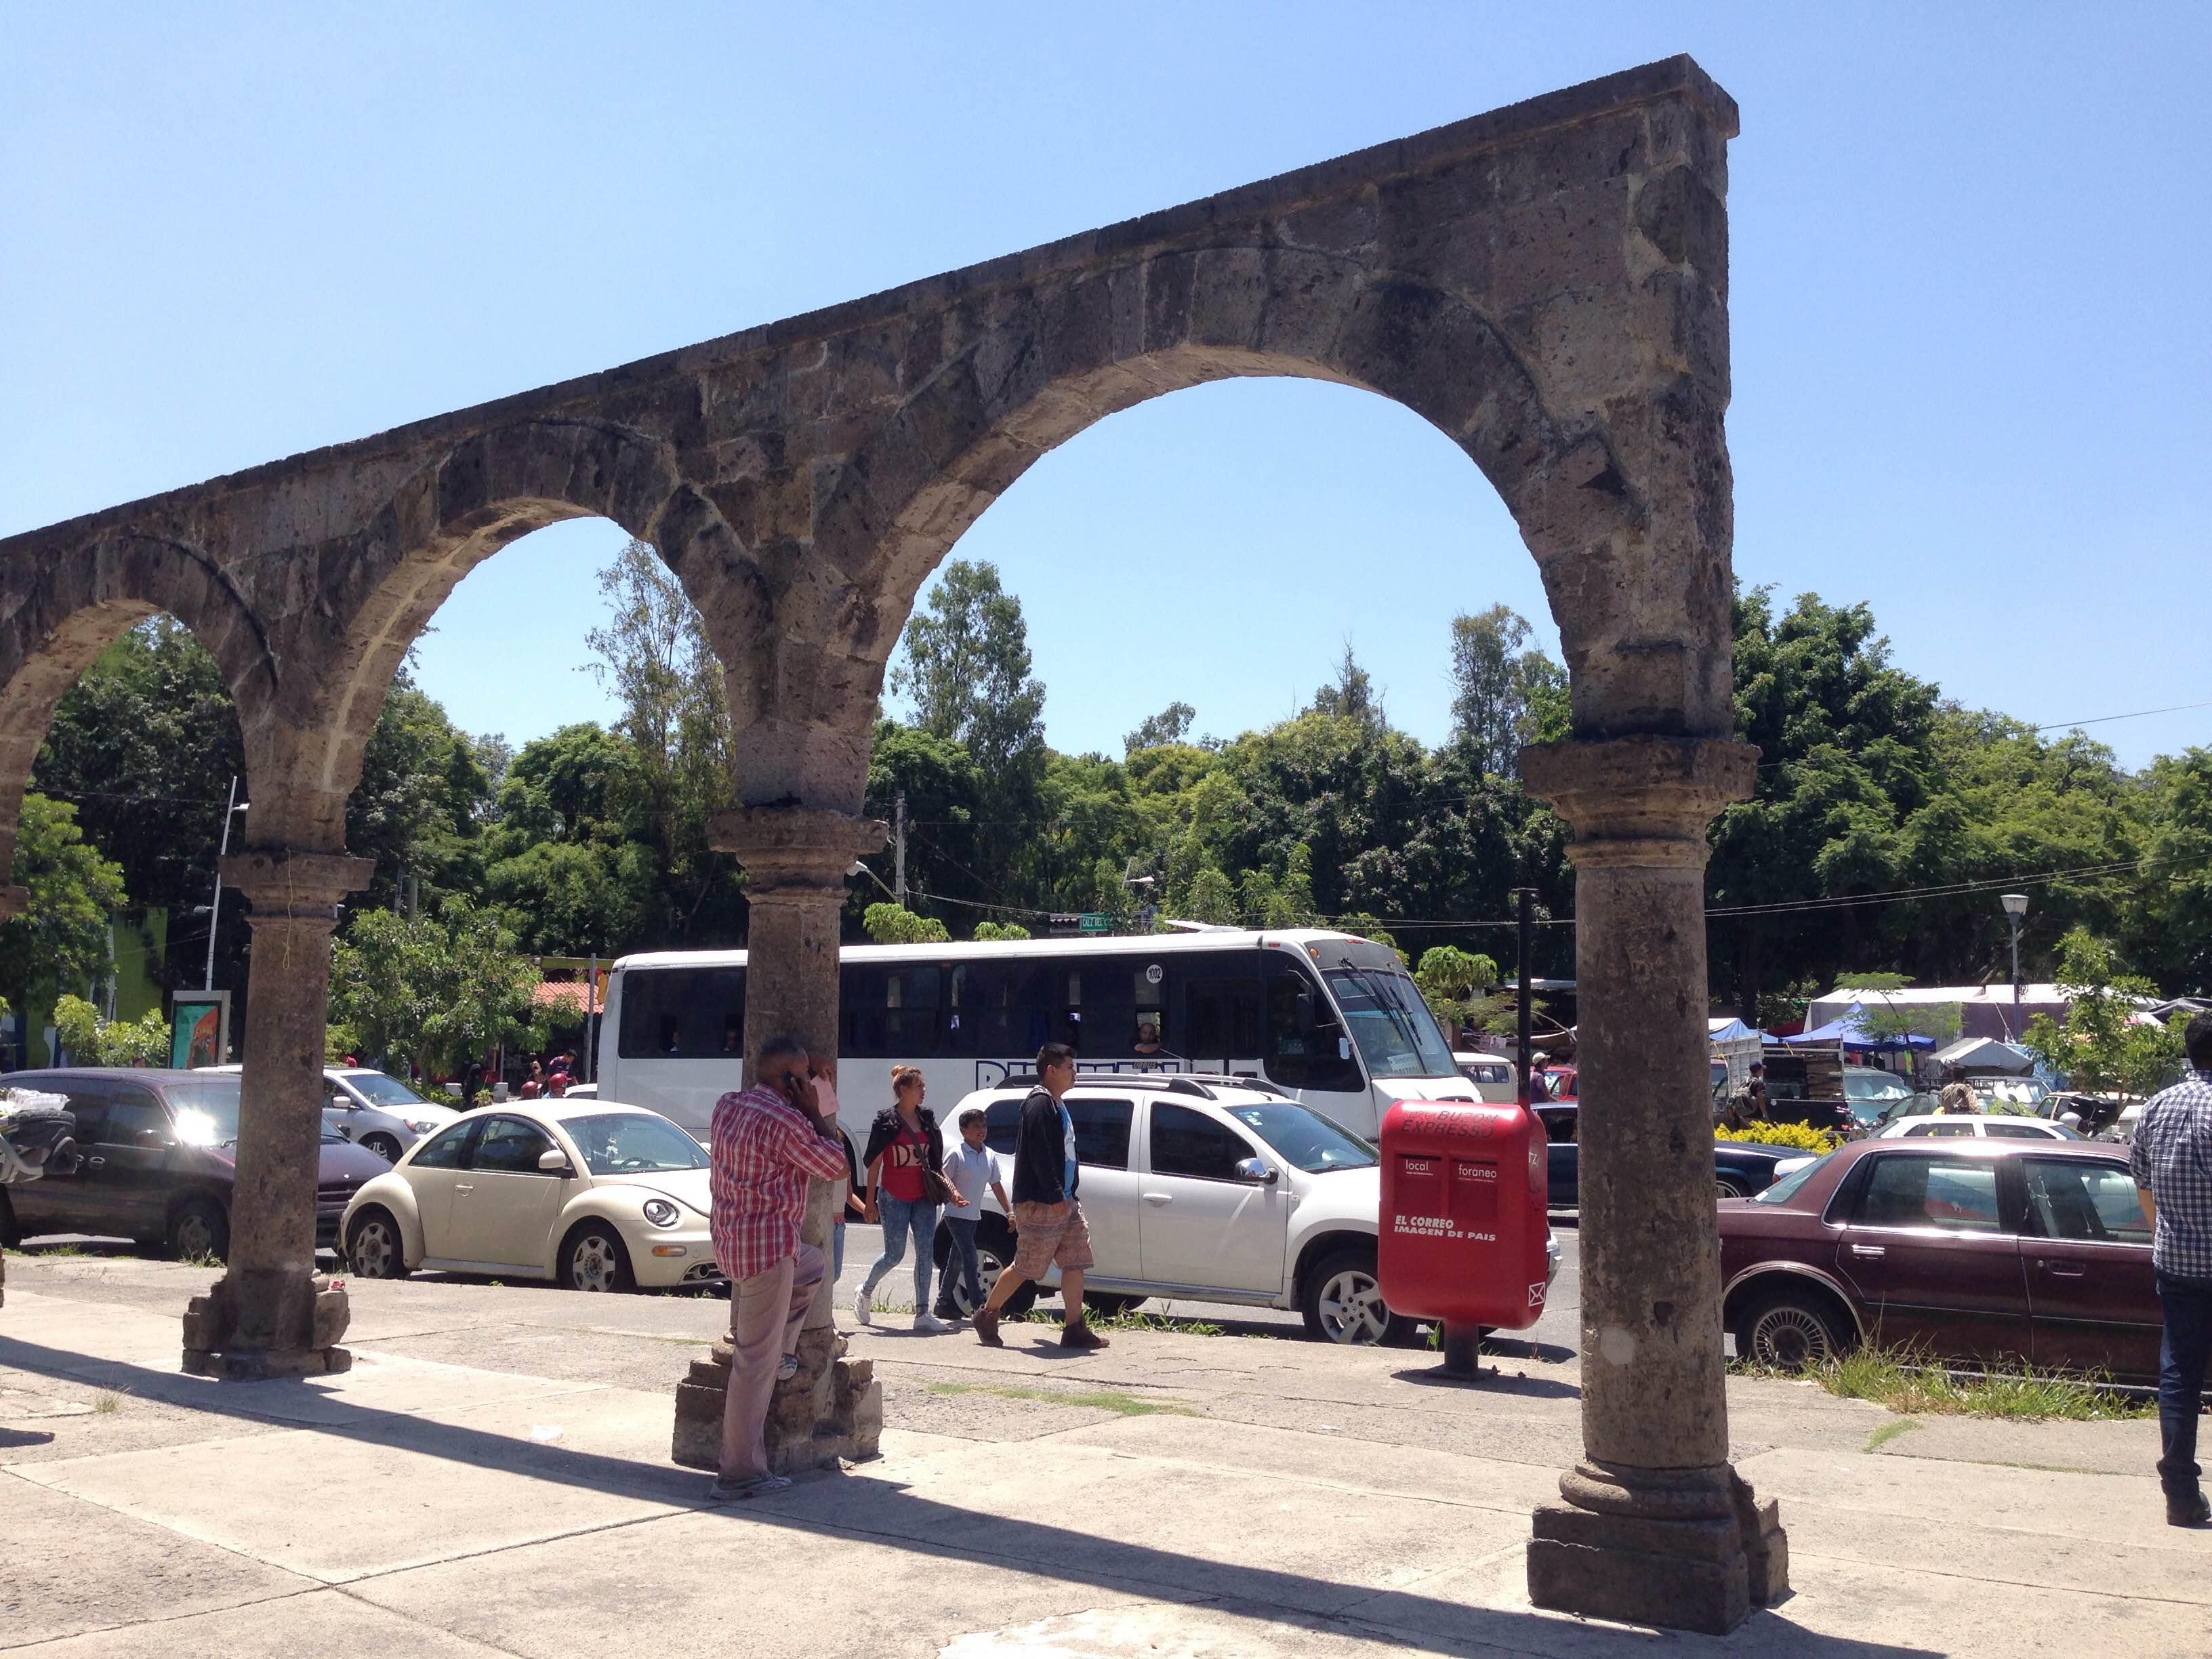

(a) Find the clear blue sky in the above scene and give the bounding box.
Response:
[5,6,2207,768]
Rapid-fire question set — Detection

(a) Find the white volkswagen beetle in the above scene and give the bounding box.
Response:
[340,1100,718,1292]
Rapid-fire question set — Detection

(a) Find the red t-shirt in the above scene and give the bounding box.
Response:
[877,1124,927,1202]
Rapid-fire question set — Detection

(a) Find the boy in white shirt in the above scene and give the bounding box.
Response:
[936,1107,1010,1321]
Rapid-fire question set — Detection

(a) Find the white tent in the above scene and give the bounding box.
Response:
[1931,1036,2035,1075]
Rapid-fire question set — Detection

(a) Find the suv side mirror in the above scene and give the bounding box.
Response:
[537,1148,576,1176]
[1233,1156,1277,1185]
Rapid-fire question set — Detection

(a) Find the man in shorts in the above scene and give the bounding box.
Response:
[972,1041,1108,1351]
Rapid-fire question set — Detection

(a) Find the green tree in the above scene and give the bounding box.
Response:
[1414,945,1502,1036]
[1125,701,1195,754]
[0,794,129,1019]
[2121,746,2212,994]
[888,559,1046,776]
[972,920,1031,941]
[348,672,496,912]
[861,903,951,945]
[1307,641,1383,733]
[2022,928,2182,1098]
[1447,605,1568,779]
[52,994,169,1066]
[328,901,547,1078]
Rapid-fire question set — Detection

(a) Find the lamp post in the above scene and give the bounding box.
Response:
[202,779,249,992]
[2000,893,2028,1042]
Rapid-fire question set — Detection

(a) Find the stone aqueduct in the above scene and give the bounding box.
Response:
[0,58,1784,1631]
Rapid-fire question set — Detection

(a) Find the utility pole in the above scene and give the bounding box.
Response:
[893,790,907,908]
[1515,887,1536,1107]
[203,776,244,991]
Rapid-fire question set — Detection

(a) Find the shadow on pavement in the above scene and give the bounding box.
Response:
[0,1333,1931,1658]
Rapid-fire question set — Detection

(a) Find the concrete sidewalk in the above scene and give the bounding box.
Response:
[1,1252,2204,1657]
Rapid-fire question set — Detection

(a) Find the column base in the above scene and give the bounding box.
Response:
[1526,1465,1787,1635]
[180,1269,353,1382]
[670,1322,882,1475]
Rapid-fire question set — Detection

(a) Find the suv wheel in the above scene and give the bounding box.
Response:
[167,1197,230,1263]
[1300,1246,1416,1346]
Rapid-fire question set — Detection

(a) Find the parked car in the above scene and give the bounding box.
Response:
[1841,1065,1914,1130]
[1533,1102,1801,1206]
[1875,1115,2083,1143]
[932,1073,1559,1345]
[199,1065,457,1162]
[341,1099,718,1293]
[0,1067,388,1259]
[1541,1065,1578,1103]
[1717,1139,2159,1382]
[1452,1052,1519,1103]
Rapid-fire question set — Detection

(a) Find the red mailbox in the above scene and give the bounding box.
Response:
[1378,1099,1551,1332]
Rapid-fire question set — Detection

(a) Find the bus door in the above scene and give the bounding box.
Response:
[1178,971,1260,1076]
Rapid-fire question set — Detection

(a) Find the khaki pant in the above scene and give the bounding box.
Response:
[718,1243,825,1483]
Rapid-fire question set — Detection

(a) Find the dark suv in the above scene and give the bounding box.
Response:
[0,1068,388,1260]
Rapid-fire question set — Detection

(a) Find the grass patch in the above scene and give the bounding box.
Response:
[1008,1307,1225,1337]
[178,1249,223,1269]
[1864,1416,1922,1451]
[93,1389,125,1415]
[925,1380,1195,1418]
[1747,1345,2154,1422]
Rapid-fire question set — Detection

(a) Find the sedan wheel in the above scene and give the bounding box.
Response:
[361,1133,403,1163]
[561,1225,636,1293]
[1740,1291,1849,1369]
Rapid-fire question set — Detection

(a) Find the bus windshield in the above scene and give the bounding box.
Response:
[1322,968,1456,1080]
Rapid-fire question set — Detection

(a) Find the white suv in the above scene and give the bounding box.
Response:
[930,1073,1559,1345]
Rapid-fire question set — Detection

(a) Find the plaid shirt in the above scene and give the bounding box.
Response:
[2131,1067,2212,1281]
[709,1084,848,1282]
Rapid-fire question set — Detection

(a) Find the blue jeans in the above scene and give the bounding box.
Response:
[943,1215,983,1310]
[861,1193,939,1312]
[2156,1271,2212,1502]
[832,1220,845,1282]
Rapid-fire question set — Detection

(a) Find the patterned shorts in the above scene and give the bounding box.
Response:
[1010,1199,1094,1279]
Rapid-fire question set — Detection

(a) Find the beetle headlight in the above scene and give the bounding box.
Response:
[642,1198,680,1229]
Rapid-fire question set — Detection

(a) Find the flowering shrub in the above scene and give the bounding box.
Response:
[1716,1120,1841,1153]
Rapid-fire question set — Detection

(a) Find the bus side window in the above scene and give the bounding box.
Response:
[1181,972,1259,1070]
[1263,962,1362,1092]
[842,963,944,1060]
[619,968,746,1061]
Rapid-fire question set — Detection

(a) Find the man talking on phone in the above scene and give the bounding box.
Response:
[707,1031,848,1500]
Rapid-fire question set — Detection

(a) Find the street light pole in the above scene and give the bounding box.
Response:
[2000,893,2028,1042]
[202,777,247,992]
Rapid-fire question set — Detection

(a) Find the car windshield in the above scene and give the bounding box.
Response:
[346,1071,429,1109]
[1754,1150,1839,1206]
[1221,1102,1378,1172]
[165,1077,243,1145]
[1322,968,1456,1080]
[1844,1073,1910,1101]
[563,1112,708,1176]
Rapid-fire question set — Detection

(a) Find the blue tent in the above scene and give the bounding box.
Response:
[1774,1004,1938,1051]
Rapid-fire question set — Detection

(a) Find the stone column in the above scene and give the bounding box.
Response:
[1,883,16,1304]
[670,804,886,1475]
[1519,735,1786,1635]
[181,849,370,1380]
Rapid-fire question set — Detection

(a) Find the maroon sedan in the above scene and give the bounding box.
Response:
[1717,1138,2160,1382]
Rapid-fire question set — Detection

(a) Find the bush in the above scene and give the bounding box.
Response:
[1717,1120,1840,1153]
[53,995,171,1067]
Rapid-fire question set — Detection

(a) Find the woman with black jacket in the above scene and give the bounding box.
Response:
[855,1065,951,1332]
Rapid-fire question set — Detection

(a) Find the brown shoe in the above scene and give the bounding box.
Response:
[1060,1322,1109,1351]
[973,1307,1004,1348]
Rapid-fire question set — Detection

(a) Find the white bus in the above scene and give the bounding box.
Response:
[594,928,1479,1142]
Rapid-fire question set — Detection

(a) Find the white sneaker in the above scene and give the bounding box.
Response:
[912,1312,953,1334]
[853,1288,872,1327]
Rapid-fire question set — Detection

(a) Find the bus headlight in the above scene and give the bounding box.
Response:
[642,1198,680,1229]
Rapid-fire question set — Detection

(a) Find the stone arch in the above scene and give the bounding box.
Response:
[0,530,280,880]
[804,245,1713,775]
[260,416,768,849]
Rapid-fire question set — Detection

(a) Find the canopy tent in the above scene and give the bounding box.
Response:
[1708,1017,1758,1045]
[1768,1004,1938,1051]
[1931,1036,2035,1076]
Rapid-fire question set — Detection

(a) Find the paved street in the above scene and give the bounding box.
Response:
[3,1242,2205,1657]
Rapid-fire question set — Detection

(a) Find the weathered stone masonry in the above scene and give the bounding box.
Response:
[0,56,1778,1631]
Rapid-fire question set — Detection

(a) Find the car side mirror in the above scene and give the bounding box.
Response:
[538,1149,576,1176]
[1233,1156,1277,1185]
